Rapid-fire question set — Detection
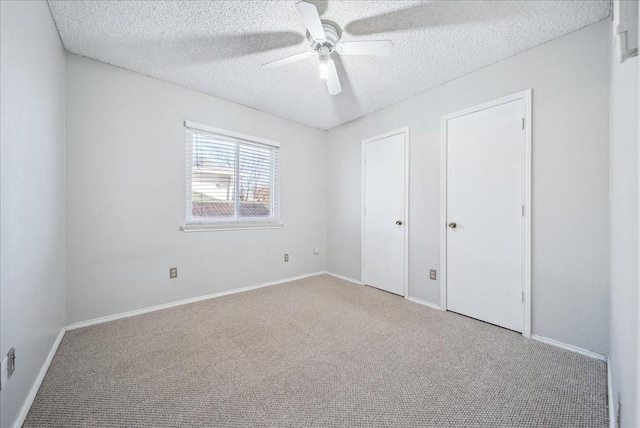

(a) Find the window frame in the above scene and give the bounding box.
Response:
[181,121,283,232]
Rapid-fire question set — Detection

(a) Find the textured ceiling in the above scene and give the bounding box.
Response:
[48,1,610,130]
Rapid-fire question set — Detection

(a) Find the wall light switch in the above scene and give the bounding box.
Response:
[170,267,178,279]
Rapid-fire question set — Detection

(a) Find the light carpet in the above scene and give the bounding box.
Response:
[24,274,608,427]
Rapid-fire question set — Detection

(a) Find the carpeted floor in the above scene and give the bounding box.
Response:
[24,274,608,427]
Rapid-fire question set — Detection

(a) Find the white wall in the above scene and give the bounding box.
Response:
[0,1,66,427]
[65,54,327,324]
[327,20,610,355]
[609,1,639,426]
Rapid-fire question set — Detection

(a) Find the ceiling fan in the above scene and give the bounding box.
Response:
[262,1,394,96]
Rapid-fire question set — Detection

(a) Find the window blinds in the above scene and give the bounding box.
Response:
[185,124,280,223]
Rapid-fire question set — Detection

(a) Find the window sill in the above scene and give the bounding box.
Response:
[181,222,284,232]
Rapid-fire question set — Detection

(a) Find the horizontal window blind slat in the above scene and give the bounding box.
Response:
[186,125,279,224]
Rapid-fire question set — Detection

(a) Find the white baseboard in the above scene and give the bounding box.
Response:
[66,271,326,331]
[608,357,615,428]
[325,274,443,312]
[530,334,607,361]
[13,327,66,428]
[12,277,613,428]
[15,272,328,426]
[405,296,443,310]
[325,271,363,285]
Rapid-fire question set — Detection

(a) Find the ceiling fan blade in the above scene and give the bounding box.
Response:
[295,1,326,41]
[326,59,342,95]
[335,41,394,56]
[262,51,314,69]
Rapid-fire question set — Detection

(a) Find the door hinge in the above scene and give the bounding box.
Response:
[364,207,367,215]
[522,291,525,303]
[521,205,525,217]
[521,118,525,129]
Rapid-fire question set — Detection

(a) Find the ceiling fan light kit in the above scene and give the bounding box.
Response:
[318,59,330,81]
[262,1,394,96]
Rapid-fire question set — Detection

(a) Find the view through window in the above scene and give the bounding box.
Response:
[185,124,280,224]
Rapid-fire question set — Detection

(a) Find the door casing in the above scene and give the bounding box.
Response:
[440,90,532,337]
[361,127,410,297]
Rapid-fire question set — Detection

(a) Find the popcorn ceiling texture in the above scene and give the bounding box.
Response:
[48,1,610,130]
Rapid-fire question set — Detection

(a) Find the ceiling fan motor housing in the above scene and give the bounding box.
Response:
[307,20,342,52]
[262,2,394,96]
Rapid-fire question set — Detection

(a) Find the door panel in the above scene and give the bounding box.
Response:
[364,133,405,296]
[446,100,523,332]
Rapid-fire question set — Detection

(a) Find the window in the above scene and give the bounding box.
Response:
[183,122,281,230]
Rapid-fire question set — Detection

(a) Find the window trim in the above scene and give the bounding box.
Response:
[184,121,280,148]
[182,121,282,232]
[180,222,284,232]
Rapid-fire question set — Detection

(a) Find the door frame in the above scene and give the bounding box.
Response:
[440,90,532,337]
[361,127,410,297]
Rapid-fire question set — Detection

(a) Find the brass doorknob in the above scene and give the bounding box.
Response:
[448,222,457,229]
[396,220,403,225]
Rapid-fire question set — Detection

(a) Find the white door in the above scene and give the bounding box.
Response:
[363,132,406,296]
[446,100,524,332]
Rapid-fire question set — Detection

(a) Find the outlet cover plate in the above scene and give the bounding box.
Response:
[7,348,15,378]
[170,267,178,279]
[0,355,6,390]
[429,269,437,280]
[0,348,13,391]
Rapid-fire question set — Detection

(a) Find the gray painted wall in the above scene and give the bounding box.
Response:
[65,54,327,324]
[609,1,639,426]
[0,1,67,427]
[326,20,610,355]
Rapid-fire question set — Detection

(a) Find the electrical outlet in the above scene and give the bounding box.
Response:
[7,348,15,378]
[429,269,437,280]
[0,355,7,391]
[284,253,289,262]
[0,348,15,391]
[169,267,178,279]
